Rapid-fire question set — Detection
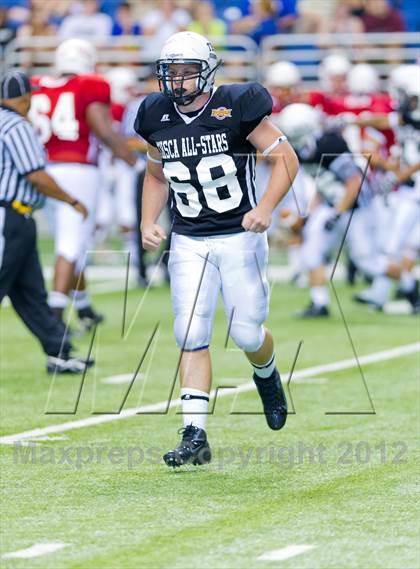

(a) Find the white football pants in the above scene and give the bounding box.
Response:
[168,231,269,352]
[47,163,100,273]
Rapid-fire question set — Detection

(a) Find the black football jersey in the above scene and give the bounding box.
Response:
[298,131,371,207]
[395,118,420,189]
[134,83,272,236]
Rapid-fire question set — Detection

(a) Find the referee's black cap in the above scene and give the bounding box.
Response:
[0,70,37,100]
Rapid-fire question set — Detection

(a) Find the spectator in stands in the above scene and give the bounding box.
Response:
[222,0,297,32]
[278,0,298,32]
[399,0,420,32]
[361,0,405,32]
[101,0,123,17]
[17,4,57,38]
[345,0,365,18]
[4,3,30,30]
[295,0,339,33]
[321,1,364,34]
[112,2,141,36]
[32,0,73,28]
[59,0,113,39]
[188,1,227,37]
[141,0,191,57]
[231,0,278,45]
[0,8,16,58]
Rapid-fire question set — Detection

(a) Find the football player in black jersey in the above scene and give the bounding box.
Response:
[278,103,377,317]
[348,66,420,313]
[134,31,299,468]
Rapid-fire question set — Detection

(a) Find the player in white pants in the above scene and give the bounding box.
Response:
[135,32,299,467]
[352,74,420,312]
[48,163,99,271]
[29,39,141,329]
[355,180,420,312]
[278,103,377,317]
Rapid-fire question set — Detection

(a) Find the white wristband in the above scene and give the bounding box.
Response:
[147,152,162,164]
[262,135,288,157]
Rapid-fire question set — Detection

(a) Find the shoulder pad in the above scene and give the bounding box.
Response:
[134,92,172,145]
[218,82,272,138]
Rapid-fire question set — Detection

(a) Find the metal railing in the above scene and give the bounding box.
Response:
[261,32,420,86]
[2,34,260,86]
[2,32,419,87]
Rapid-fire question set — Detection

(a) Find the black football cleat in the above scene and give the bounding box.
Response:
[253,369,287,431]
[346,258,358,286]
[412,301,420,315]
[78,306,104,332]
[47,354,95,374]
[296,302,330,318]
[163,425,212,468]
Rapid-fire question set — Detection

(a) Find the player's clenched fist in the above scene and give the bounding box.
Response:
[141,223,167,251]
[241,205,272,233]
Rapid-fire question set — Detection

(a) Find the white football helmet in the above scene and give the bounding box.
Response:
[347,63,379,95]
[266,61,301,88]
[276,103,321,150]
[156,31,221,106]
[389,64,413,99]
[401,66,420,98]
[105,67,138,105]
[396,65,420,126]
[389,64,420,113]
[55,38,97,76]
[318,53,351,90]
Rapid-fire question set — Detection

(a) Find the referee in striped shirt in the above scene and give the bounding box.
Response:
[0,70,93,374]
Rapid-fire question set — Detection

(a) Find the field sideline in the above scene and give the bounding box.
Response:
[0,277,419,568]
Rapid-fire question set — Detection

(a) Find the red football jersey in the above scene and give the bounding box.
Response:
[111,102,125,124]
[30,74,111,164]
[271,90,343,115]
[332,92,395,151]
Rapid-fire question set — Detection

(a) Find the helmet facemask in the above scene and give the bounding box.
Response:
[156,58,220,106]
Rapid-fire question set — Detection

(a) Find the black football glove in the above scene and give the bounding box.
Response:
[324,212,340,232]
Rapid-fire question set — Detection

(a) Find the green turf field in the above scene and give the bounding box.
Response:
[0,272,419,568]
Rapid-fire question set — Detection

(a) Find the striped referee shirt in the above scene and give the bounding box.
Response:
[0,103,46,208]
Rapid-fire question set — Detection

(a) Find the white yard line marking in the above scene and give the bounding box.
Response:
[101,373,144,385]
[2,542,67,559]
[30,435,69,442]
[258,544,316,561]
[0,343,418,445]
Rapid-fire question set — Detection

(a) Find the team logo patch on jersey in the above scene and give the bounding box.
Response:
[211,107,232,120]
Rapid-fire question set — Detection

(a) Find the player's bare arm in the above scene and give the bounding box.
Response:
[86,102,139,167]
[26,170,88,218]
[126,137,148,153]
[395,161,420,184]
[353,112,394,130]
[243,119,299,232]
[335,172,361,214]
[141,144,168,251]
